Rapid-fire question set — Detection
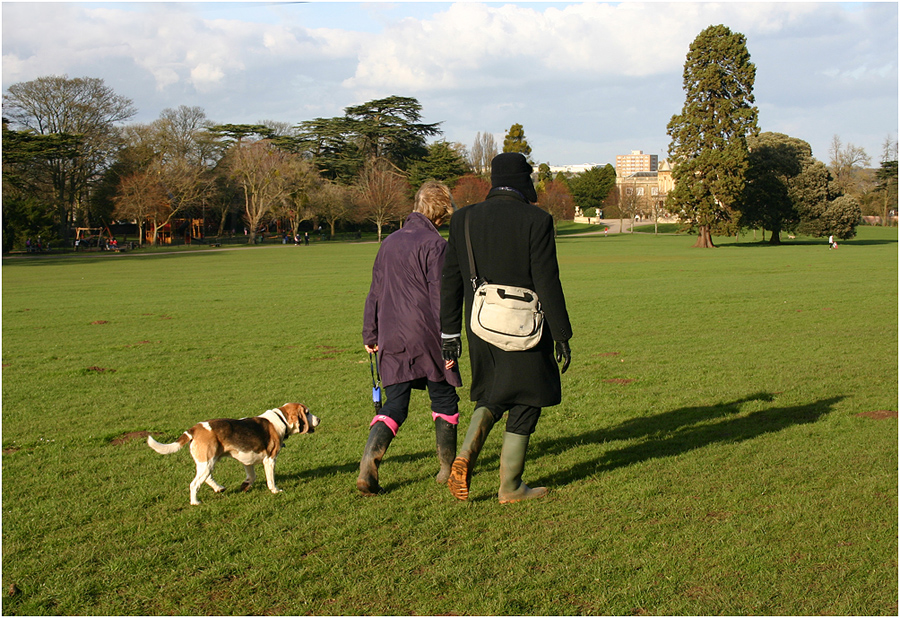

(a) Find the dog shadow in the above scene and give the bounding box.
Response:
[531,392,843,488]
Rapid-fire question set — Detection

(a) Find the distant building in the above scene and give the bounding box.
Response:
[616,150,658,177]
[614,157,674,220]
[546,163,601,177]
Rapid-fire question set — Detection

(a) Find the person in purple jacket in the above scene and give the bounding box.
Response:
[357,181,462,496]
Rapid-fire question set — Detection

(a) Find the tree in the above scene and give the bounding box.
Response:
[273,157,320,239]
[308,180,353,239]
[112,164,169,247]
[742,132,809,244]
[408,141,471,189]
[2,122,81,250]
[537,179,575,228]
[537,163,553,185]
[295,116,361,183]
[568,165,616,214]
[823,195,862,240]
[792,159,835,237]
[666,25,759,248]
[226,140,296,244]
[155,106,218,166]
[355,157,410,242]
[113,157,214,246]
[344,95,441,169]
[451,174,491,208]
[502,123,532,163]
[470,131,498,176]
[3,75,137,240]
[828,135,871,197]
[872,137,898,225]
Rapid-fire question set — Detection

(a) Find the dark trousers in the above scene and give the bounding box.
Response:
[380,379,459,428]
[477,401,541,436]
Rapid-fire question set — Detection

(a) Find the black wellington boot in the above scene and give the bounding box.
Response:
[356,422,395,496]
[434,417,458,484]
[447,407,495,501]
[497,432,548,504]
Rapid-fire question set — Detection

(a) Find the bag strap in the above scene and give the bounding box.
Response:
[464,211,483,291]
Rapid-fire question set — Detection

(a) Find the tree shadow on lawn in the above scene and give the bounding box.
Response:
[533,392,844,488]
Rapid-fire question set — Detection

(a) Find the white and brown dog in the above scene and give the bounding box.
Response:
[147,402,320,505]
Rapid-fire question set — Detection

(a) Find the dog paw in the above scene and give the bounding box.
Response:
[240,482,252,492]
[270,488,283,494]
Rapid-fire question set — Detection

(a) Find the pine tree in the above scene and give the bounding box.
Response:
[666,25,759,247]
[502,123,532,163]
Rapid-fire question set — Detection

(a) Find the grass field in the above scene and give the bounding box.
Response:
[2,226,897,615]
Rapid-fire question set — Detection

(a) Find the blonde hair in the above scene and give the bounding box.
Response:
[414,180,456,224]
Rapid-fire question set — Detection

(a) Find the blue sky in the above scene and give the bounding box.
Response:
[3,2,897,167]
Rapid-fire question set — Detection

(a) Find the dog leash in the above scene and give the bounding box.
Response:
[368,351,382,411]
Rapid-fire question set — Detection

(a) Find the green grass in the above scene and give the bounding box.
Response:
[3,227,897,615]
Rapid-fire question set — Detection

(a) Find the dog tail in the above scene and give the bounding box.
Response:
[147,432,191,455]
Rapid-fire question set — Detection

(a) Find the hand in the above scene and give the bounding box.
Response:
[441,336,461,363]
[555,340,571,374]
[365,344,378,354]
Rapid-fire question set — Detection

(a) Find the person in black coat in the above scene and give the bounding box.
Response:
[358,181,462,496]
[440,152,572,503]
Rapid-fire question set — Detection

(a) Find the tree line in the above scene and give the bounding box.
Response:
[2,79,587,251]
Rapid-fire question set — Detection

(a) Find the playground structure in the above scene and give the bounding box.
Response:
[144,218,204,245]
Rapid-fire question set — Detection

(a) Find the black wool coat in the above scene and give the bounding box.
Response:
[440,188,572,408]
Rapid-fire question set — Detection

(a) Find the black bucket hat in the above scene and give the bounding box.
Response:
[491,152,538,203]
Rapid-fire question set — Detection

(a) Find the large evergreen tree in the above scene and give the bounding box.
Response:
[666,25,759,248]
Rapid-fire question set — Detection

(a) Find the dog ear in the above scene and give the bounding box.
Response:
[295,404,310,434]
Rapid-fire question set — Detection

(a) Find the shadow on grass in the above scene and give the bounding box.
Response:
[717,238,897,248]
[533,392,843,487]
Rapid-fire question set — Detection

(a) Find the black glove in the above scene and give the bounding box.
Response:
[555,340,571,374]
[442,336,461,362]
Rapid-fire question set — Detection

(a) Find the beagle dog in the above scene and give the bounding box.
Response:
[147,402,320,505]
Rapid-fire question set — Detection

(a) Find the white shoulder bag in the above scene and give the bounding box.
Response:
[464,213,544,351]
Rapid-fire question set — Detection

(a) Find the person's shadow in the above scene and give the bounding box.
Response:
[530,392,843,487]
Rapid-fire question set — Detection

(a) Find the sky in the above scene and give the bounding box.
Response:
[2,2,897,167]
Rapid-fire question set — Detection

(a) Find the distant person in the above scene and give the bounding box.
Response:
[358,181,462,496]
[440,152,572,504]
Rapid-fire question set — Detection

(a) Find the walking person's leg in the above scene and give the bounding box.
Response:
[357,382,412,495]
[448,403,503,500]
[427,380,460,484]
[498,405,548,503]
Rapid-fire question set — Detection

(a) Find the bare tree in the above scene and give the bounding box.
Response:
[113,166,167,247]
[452,174,491,208]
[311,181,353,239]
[355,157,410,242]
[470,131,498,176]
[274,157,320,239]
[537,179,575,230]
[227,140,295,243]
[829,134,871,196]
[113,157,213,245]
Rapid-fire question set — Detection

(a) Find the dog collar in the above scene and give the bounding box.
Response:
[269,408,290,433]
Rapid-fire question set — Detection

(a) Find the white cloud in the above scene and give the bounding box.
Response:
[1,2,895,165]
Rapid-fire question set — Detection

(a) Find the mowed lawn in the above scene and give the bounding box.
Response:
[2,227,897,615]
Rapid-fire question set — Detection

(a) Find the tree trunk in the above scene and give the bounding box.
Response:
[692,225,716,248]
[769,228,782,245]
